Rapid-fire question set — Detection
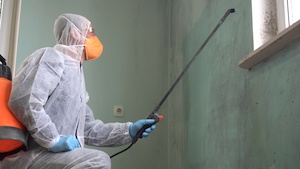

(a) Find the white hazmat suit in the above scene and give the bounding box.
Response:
[1,13,133,169]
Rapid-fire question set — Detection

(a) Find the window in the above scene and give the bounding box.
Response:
[285,0,300,26]
[239,0,300,69]
[252,0,300,49]
[277,0,300,32]
[0,0,2,22]
[0,0,22,76]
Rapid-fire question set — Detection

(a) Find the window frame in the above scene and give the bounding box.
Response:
[239,0,300,69]
[0,0,22,76]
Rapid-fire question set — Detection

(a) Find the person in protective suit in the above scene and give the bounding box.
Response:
[0,13,156,169]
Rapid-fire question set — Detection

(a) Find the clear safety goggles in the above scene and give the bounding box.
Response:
[88,26,96,36]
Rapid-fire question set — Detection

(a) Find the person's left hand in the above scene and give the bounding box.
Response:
[129,119,156,138]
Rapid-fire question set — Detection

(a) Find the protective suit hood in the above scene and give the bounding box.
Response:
[53,13,91,62]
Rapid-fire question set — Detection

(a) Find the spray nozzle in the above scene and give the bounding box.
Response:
[229,8,235,13]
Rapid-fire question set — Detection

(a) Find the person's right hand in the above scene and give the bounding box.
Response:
[129,119,156,138]
[48,135,80,153]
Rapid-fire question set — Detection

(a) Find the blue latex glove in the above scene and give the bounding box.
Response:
[129,119,156,138]
[48,135,80,153]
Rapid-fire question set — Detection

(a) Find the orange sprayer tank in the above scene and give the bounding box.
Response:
[0,55,27,157]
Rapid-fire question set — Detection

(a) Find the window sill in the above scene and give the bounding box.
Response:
[239,19,300,69]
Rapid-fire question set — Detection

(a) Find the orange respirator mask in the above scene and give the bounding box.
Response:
[84,36,103,60]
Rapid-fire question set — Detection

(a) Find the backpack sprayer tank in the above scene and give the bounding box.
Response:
[0,55,27,159]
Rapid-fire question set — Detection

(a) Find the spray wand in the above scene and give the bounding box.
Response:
[110,8,235,158]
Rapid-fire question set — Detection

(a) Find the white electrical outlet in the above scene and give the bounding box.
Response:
[113,105,124,117]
